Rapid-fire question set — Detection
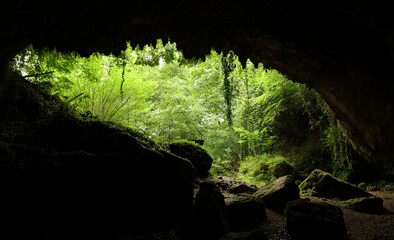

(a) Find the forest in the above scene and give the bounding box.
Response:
[12,39,356,187]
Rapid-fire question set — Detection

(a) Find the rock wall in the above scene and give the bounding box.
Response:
[0,74,196,239]
[1,0,393,167]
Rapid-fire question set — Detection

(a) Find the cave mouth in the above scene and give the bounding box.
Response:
[2,2,394,239]
[2,39,393,240]
[9,40,367,185]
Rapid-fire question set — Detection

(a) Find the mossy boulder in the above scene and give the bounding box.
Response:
[169,141,213,178]
[253,175,300,212]
[340,196,384,213]
[225,194,266,232]
[0,124,196,239]
[285,199,348,240]
[0,79,197,239]
[299,169,371,200]
[271,161,296,178]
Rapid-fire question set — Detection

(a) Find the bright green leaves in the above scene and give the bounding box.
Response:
[12,40,351,182]
[131,39,181,66]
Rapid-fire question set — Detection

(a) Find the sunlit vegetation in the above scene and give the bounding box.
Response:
[11,40,356,185]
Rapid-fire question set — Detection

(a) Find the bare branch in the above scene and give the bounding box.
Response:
[22,71,55,78]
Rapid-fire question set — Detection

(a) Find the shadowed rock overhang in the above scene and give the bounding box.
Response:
[1,0,393,167]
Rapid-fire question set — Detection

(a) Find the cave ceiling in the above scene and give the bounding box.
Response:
[2,0,394,166]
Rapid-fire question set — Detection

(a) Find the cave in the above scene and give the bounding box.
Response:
[1,0,393,239]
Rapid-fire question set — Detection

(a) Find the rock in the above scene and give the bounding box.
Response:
[192,181,230,240]
[299,169,371,200]
[169,141,213,178]
[0,114,196,239]
[225,194,266,232]
[207,176,257,193]
[229,183,257,194]
[253,175,300,212]
[209,176,235,190]
[340,196,384,213]
[285,199,348,240]
[219,230,268,240]
[271,161,296,178]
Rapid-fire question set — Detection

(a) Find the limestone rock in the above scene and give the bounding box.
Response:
[211,176,256,192]
[299,169,371,200]
[253,175,300,212]
[0,116,196,239]
[285,199,348,240]
[169,142,213,178]
[271,161,296,178]
[229,183,257,194]
[225,194,266,232]
[340,196,384,213]
[192,182,230,240]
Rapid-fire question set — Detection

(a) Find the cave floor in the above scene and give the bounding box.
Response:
[260,191,394,240]
[193,177,393,239]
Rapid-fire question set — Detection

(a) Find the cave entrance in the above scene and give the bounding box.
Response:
[11,40,358,187]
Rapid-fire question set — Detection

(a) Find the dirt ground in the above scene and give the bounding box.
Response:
[261,191,394,240]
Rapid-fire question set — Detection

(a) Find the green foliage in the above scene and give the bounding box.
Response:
[236,154,290,188]
[321,120,353,178]
[11,40,358,186]
[221,51,237,126]
[169,139,208,152]
[359,180,394,192]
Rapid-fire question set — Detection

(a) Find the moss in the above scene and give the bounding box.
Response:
[299,169,371,199]
[169,139,208,151]
[300,188,321,197]
[358,182,367,190]
[295,180,302,186]
[358,180,394,193]
[261,188,277,198]
[298,171,321,191]
[169,141,213,178]
[340,196,383,213]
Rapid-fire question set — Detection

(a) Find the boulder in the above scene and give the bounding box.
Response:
[192,181,230,240]
[253,175,300,212]
[285,199,348,240]
[299,169,371,200]
[0,116,196,239]
[271,161,296,178]
[211,176,256,192]
[340,196,384,213]
[169,141,213,178]
[225,194,266,232]
[229,183,257,194]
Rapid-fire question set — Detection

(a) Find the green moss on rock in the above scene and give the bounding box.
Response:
[299,169,371,199]
[340,196,383,213]
[253,175,299,212]
[169,141,213,178]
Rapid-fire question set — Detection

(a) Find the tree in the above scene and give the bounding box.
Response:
[221,51,236,126]
[12,41,355,181]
